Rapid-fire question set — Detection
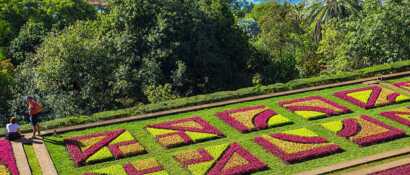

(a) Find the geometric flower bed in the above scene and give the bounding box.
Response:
[173,142,267,175]
[334,85,410,109]
[394,81,410,92]
[0,139,19,175]
[83,158,168,175]
[322,115,406,147]
[64,129,146,166]
[278,96,351,120]
[254,128,342,164]
[216,105,292,133]
[380,107,410,127]
[146,116,224,148]
[369,163,410,175]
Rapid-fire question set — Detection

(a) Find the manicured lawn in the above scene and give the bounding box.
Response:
[44,79,410,175]
[23,144,42,175]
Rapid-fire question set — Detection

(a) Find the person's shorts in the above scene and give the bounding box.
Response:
[29,116,40,126]
[6,132,21,141]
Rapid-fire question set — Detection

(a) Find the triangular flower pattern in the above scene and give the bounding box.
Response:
[278,96,351,120]
[334,85,410,109]
[322,115,406,146]
[173,143,267,175]
[64,129,146,166]
[146,116,224,148]
[254,128,342,164]
[83,158,168,175]
[217,105,292,133]
[380,106,410,127]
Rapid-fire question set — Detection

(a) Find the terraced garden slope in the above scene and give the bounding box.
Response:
[3,75,410,175]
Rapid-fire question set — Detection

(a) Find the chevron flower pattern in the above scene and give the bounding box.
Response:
[173,143,267,175]
[64,129,146,166]
[322,115,406,146]
[278,96,351,120]
[216,105,292,133]
[255,128,342,164]
[83,158,168,175]
[146,116,224,148]
[334,85,410,109]
[380,107,410,127]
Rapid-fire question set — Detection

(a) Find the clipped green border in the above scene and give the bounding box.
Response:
[23,144,42,175]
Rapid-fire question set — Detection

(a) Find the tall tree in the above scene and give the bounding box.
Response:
[307,0,361,41]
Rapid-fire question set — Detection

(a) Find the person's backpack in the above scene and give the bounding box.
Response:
[29,100,43,116]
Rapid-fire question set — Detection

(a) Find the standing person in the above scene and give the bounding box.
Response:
[6,117,22,141]
[25,96,43,139]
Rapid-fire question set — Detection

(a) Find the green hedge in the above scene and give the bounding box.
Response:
[2,60,410,136]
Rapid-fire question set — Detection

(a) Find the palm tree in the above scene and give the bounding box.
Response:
[306,0,361,41]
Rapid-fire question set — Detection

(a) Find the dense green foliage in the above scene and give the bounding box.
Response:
[0,0,409,124]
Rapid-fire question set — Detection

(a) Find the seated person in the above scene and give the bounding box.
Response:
[6,117,22,141]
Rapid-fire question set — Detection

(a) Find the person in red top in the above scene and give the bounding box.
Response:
[26,96,43,139]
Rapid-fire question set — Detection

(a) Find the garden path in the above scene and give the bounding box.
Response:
[32,136,58,175]
[348,157,410,175]
[11,141,31,175]
[296,146,410,175]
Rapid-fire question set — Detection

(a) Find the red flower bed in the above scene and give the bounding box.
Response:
[146,116,224,148]
[217,105,292,133]
[64,129,146,166]
[322,115,406,146]
[0,139,19,175]
[83,158,167,175]
[334,85,410,109]
[254,128,342,164]
[380,106,410,126]
[278,96,351,120]
[173,143,268,175]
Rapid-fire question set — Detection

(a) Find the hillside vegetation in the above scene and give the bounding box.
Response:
[0,0,409,124]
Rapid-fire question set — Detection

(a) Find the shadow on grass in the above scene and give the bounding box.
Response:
[43,137,65,146]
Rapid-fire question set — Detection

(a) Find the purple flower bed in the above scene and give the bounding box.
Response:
[255,131,343,164]
[394,81,410,91]
[124,163,164,175]
[334,86,382,109]
[174,148,214,167]
[380,107,410,127]
[146,116,224,148]
[336,119,361,137]
[148,116,223,136]
[271,133,328,144]
[0,139,19,175]
[334,85,408,109]
[324,115,406,147]
[217,105,290,133]
[64,129,124,166]
[207,143,268,175]
[173,143,268,175]
[278,96,351,119]
[354,116,406,147]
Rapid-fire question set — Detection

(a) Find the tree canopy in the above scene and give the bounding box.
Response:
[0,0,409,123]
